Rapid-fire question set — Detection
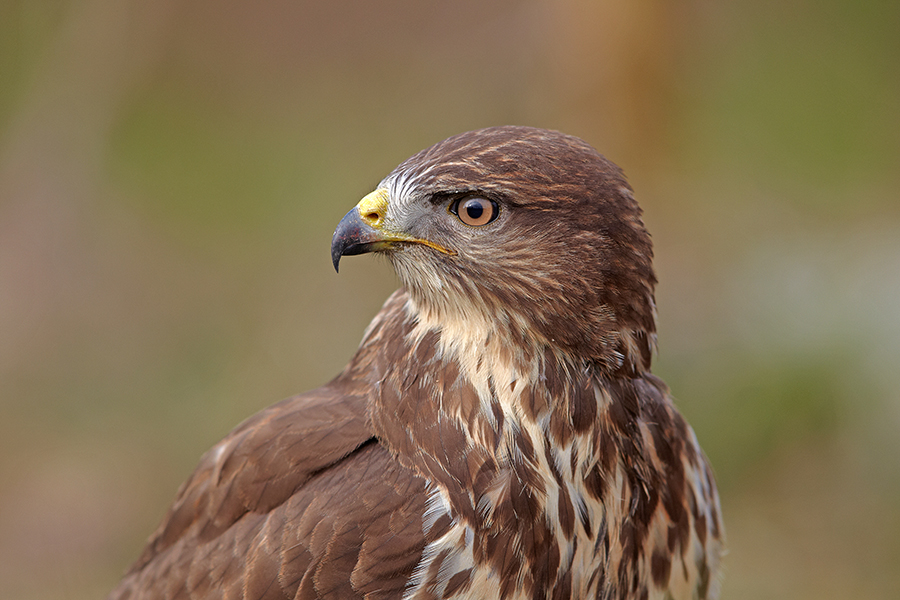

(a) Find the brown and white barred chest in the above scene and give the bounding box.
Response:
[364,297,723,600]
[401,408,722,600]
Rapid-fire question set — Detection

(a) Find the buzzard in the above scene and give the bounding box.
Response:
[110,126,723,600]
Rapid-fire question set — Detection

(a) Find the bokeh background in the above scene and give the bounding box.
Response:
[1,1,898,598]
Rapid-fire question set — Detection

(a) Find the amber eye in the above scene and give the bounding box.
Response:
[452,197,498,227]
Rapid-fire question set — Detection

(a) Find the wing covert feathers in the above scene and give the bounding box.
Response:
[110,372,437,600]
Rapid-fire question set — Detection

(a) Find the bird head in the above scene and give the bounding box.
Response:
[332,126,657,373]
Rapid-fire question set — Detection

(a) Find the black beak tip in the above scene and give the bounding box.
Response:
[331,243,342,273]
[331,207,376,274]
[331,223,348,273]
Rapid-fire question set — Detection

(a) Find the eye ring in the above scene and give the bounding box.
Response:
[450,197,499,227]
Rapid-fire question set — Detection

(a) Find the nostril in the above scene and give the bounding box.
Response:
[356,189,388,228]
[363,211,383,226]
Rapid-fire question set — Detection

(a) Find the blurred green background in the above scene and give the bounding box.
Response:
[1,1,898,598]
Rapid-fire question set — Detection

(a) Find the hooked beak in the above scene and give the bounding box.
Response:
[330,188,454,272]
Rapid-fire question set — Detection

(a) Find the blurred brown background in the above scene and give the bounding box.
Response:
[1,0,898,598]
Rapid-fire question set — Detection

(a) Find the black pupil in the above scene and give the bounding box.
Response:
[465,201,484,220]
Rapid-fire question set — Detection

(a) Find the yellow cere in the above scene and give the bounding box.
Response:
[355,188,456,257]
[356,188,389,229]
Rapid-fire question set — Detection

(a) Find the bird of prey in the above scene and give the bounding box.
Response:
[110,126,723,600]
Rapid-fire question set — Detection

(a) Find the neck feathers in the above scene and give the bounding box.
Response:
[347,288,721,599]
